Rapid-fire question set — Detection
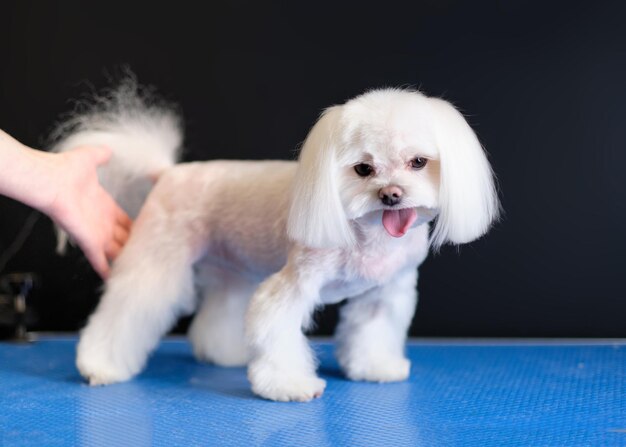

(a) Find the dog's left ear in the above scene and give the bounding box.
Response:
[428,97,500,248]
[287,106,355,248]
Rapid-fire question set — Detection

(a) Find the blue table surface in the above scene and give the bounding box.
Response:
[1,337,625,447]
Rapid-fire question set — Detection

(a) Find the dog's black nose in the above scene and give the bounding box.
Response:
[379,186,403,206]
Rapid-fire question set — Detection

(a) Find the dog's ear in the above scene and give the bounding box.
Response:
[287,106,355,248]
[428,97,500,248]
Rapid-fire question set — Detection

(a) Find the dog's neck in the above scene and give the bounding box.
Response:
[350,207,438,249]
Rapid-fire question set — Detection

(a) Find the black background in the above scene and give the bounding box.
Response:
[1,1,625,337]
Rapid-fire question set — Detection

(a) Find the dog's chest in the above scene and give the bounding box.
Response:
[319,228,428,304]
[319,250,412,304]
[347,227,428,280]
[345,246,411,283]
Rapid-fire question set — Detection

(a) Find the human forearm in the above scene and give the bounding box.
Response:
[0,128,131,278]
[0,129,60,214]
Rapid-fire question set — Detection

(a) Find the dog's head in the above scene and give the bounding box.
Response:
[287,89,500,249]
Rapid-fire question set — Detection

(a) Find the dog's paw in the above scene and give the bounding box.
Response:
[79,367,132,386]
[342,356,411,383]
[248,363,326,402]
[76,340,139,386]
[76,354,134,386]
[252,375,327,402]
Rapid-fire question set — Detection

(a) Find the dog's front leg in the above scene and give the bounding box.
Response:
[246,262,326,402]
[335,267,418,382]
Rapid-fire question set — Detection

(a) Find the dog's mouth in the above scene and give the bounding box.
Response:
[382,208,418,238]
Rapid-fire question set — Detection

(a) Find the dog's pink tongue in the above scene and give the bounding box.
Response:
[382,208,418,237]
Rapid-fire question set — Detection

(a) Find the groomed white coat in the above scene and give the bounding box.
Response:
[54,83,499,402]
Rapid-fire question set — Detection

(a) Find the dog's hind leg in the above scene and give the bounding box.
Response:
[189,267,254,367]
[76,196,200,386]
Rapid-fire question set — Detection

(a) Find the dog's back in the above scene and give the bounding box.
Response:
[149,159,297,277]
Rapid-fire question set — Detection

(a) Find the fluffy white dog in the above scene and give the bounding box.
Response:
[53,81,499,402]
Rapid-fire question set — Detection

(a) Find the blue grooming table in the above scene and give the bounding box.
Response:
[1,337,625,446]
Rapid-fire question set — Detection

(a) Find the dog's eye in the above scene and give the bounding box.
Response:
[354,163,374,177]
[410,157,427,170]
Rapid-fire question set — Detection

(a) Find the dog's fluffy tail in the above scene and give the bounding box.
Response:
[49,76,183,253]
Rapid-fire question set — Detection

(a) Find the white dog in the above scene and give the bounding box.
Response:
[53,81,499,402]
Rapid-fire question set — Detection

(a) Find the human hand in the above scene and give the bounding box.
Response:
[45,146,132,278]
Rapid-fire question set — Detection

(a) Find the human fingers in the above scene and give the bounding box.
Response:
[83,242,110,279]
[116,207,132,231]
[113,223,130,247]
[105,239,123,262]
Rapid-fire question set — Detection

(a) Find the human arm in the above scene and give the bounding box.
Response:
[0,129,131,278]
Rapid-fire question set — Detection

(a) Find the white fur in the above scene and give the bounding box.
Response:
[287,106,355,248]
[66,85,499,402]
[50,78,182,252]
[427,98,500,247]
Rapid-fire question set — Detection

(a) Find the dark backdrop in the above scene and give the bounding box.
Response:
[1,1,625,337]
